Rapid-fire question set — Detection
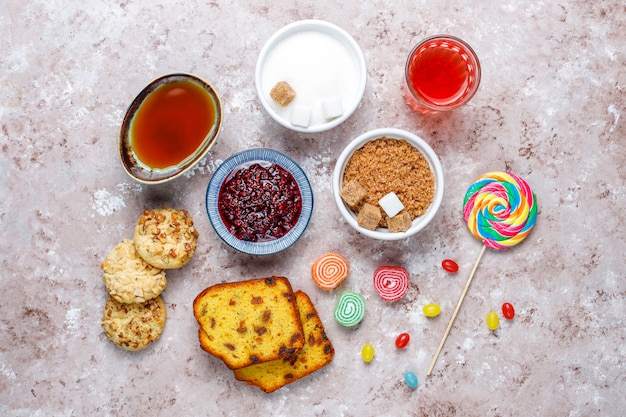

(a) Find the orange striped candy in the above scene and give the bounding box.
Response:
[311,253,350,290]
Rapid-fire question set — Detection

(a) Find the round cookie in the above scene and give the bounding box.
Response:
[101,239,167,304]
[101,296,167,351]
[133,207,199,269]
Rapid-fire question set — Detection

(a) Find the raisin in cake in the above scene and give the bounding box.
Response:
[232,290,334,393]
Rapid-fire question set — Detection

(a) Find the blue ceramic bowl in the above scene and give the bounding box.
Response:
[206,148,313,255]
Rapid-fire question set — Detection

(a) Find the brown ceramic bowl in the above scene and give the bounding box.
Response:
[118,73,222,184]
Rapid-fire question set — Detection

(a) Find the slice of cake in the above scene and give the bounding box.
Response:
[233,290,335,393]
[193,277,305,370]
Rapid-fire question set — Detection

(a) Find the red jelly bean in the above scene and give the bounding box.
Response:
[442,259,459,273]
[502,302,515,320]
[395,333,410,349]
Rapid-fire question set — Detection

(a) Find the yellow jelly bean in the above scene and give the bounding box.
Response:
[361,343,375,363]
[422,303,441,317]
[486,311,499,331]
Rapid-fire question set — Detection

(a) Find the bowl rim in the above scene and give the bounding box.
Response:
[332,128,444,240]
[118,73,223,184]
[206,148,314,255]
[254,19,367,133]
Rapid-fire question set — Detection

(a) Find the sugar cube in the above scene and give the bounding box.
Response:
[357,203,382,231]
[340,179,367,208]
[291,104,312,127]
[321,97,343,120]
[388,211,412,232]
[379,192,405,218]
[270,81,296,106]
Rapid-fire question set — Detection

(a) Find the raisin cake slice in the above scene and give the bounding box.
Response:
[232,290,335,393]
[193,277,304,370]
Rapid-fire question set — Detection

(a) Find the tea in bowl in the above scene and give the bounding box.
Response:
[332,128,444,240]
[119,73,222,184]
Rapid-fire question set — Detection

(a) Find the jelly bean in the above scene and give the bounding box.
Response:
[486,311,499,331]
[361,343,375,363]
[441,259,459,273]
[502,302,515,320]
[422,303,441,317]
[404,371,418,389]
[395,332,410,349]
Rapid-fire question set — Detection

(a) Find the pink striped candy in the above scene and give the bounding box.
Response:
[373,266,409,302]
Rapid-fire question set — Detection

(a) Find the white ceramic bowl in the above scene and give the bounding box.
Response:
[255,20,367,133]
[332,128,444,240]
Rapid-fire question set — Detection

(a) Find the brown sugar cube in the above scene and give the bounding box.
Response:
[357,203,382,231]
[340,179,368,208]
[270,81,296,106]
[387,211,413,232]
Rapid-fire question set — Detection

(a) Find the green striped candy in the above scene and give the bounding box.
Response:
[334,291,365,327]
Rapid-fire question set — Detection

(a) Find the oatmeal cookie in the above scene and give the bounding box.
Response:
[101,296,167,351]
[101,239,167,304]
[133,207,199,269]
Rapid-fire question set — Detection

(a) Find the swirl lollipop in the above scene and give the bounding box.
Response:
[463,171,537,250]
[427,171,538,375]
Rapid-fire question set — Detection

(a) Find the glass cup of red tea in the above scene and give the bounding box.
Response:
[403,35,481,114]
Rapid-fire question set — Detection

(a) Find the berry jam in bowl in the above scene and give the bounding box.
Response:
[206,148,313,255]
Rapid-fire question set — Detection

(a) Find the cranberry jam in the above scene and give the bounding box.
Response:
[218,161,302,242]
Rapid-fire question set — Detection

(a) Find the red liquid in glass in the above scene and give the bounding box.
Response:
[407,41,472,107]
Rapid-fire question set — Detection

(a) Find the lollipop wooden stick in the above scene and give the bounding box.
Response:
[427,245,486,376]
[426,171,538,376]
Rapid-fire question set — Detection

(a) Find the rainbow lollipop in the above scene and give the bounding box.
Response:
[427,171,538,375]
[463,171,537,250]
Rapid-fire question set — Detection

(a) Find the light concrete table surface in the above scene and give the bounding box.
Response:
[1,1,624,416]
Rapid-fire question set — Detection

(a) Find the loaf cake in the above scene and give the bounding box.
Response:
[193,277,305,369]
[233,290,335,393]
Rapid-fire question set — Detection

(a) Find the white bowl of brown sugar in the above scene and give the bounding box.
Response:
[332,128,444,240]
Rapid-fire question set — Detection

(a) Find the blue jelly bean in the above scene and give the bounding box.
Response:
[404,371,418,389]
